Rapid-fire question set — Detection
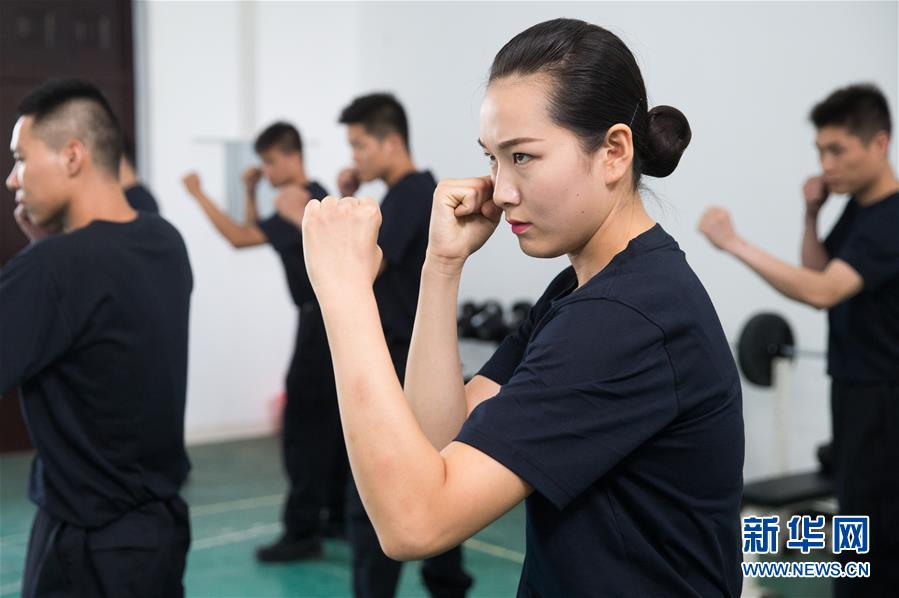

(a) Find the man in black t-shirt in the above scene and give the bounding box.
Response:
[182,122,346,562]
[335,93,472,598]
[1,80,192,597]
[700,84,899,597]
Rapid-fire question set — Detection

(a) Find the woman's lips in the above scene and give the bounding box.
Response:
[508,220,531,235]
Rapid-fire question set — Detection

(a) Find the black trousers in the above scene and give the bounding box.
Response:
[22,498,190,598]
[346,339,473,598]
[831,381,899,598]
[282,309,348,538]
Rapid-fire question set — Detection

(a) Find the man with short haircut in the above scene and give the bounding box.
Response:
[183,122,346,561]
[334,93,473,598]
[1,79,193,597]
[700,84,899,596]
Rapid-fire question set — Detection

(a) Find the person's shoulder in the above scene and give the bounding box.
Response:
[1,231,89,288]
[137,211,178,234]
[553,296,660,338]
[851,191,899,239]
[579,225,691,298]
[390,170,437,199]
[413,170,438,189]
[21,228,93,263]
[544,266,577,297]
[258,212,300,248]
[530,296,669,384]
[626,224,683,262]
[530,268,664,351]
[3,236,58,271]
[124,184,159,212]
[871,191,899,215]
[552,229,696,336]
[133,213,189,252]
[522,266,576,320]
[306,180,330,199]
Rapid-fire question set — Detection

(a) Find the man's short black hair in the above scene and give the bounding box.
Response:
[810,84,892,141]
[17,79,123,176]
[339,93,409,149]
[254,122,303,155]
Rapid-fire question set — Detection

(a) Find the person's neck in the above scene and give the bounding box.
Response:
[287,169,309,188]
[119,164,138,188]
[855,165,899,206]
[568,190,655,288]
[383,156,417,188]
[63,177,138,232]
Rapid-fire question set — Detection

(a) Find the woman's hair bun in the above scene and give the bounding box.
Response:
[643,105,691,178]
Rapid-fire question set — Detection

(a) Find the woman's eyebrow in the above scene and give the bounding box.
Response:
[478,137,543,151]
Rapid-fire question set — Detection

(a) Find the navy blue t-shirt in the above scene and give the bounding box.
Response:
[456,224,744,597]
[823,192,899,383]
[257,181,329,309]
[124,183,160,214]
[0,213,193,528]
[374,171,435,343]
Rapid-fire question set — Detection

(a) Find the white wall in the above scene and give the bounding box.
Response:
[140,1,310,443]
[137,1,898,478]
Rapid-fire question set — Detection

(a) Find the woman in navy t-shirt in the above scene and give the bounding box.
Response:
[299,18,744,597]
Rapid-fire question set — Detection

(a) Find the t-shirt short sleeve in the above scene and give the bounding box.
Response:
[0,244,73,393]
[258,213,301,253]
[377,187,430,266]
[835,206,899,291]
[457,298,678,510]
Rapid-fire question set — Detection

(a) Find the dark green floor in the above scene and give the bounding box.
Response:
[1,436,523,597]
[1,436,834,597]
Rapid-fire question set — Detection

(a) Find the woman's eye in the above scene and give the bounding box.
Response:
[513,153,532,165]
[484,152,496,165]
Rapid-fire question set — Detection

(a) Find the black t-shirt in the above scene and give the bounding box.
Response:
[456,224,744,597]
[823,192,899,383]
[374,171,435,343]
[257,181,329,309]
[0,213,193,528]
[124,183,160,214]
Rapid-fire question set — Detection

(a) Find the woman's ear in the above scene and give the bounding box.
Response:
[597,124,634,185]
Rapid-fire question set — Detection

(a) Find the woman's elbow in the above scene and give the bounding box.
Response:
[377,516,445,561]
[380,530,433,562]
[381,536,426,561]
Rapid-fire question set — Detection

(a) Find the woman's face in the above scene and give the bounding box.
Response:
[479,75,616,259]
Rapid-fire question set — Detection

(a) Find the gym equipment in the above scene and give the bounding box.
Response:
[471,301,507,343]
[457,301,480,339]
[737,312,833,597]
[458,299,535,342]
[735,310,833,490]
[737,312,833,537]
[458,299,533,381]
[741,454,833,509]
[738,312,795,387]
[737,312,796,474]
